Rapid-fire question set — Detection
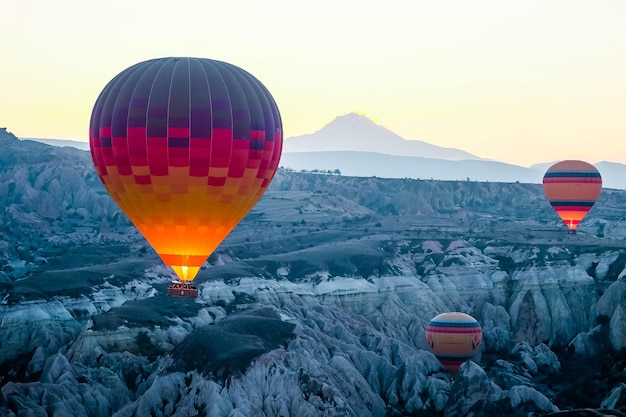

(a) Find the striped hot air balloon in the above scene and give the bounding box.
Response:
[542,160,602,232]
[90,57,282,288]
[425,312,482,374]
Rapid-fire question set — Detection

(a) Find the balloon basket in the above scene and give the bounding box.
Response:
[167,282,199,298]
[567,229,577,235]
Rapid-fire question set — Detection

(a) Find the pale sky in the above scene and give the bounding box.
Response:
[1,0,625,167]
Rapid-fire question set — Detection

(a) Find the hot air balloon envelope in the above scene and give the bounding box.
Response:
[89,57,282,286]
[425,312,482,374]
[543,160,601,231]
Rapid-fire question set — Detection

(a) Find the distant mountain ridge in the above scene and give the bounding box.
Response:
[281,151,626,189]
[14,116,626,189]
[22,137,90,151]
[281,151,545,184]
[283,113,480,160]
[281,113,626,189]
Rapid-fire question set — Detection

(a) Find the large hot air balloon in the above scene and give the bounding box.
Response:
[89,57,282,296]
[542,160,602,233]
[425,312,482,374]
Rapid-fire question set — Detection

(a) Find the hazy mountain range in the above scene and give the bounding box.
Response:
[283,113,481,160]
[282,113,626,189]
[22,113,626,190]
[21,137,91,151]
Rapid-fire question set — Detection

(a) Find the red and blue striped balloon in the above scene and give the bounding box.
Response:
[543,160,602,231]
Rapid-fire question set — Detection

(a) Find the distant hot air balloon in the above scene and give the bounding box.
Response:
[425,312,482,374]
[542,160,602,233]
[89,57,282,296]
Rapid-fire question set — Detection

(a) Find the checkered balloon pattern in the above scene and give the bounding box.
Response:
[90,57,282,281]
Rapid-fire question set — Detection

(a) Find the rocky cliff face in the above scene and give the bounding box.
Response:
[0,129,130,281]
[1,132,626,416]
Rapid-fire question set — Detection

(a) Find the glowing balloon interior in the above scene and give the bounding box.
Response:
[425,312,482,374]
[89,57,282,282]
[542,160,602,231]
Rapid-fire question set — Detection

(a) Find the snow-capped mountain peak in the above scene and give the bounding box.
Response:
[283,113,480,160]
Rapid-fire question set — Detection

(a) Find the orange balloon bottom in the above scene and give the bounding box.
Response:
[103,166,269,281]
[554,209,590,230]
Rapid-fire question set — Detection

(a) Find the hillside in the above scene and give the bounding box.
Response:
[1,131,626,416]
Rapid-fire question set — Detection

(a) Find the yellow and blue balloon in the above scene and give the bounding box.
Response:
[426,312,482,374]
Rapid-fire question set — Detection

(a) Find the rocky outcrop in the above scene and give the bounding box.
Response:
[2,137,626,415]
[0,134,129,280]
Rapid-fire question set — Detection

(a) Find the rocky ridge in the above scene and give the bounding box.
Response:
[1,130,626,416]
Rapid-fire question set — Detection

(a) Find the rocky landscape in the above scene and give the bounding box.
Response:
[1,128,626,416]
